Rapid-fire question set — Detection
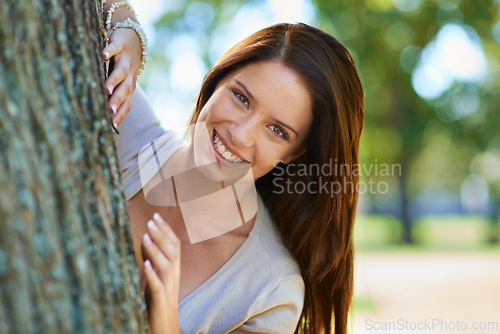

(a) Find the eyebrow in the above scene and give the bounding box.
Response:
[235,79,255,102]
[235,79,299,139]
[273,119,299,138]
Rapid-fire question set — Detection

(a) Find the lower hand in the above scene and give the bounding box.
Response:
[142,213,181,334]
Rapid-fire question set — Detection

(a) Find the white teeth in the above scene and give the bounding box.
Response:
[213,132,244,163]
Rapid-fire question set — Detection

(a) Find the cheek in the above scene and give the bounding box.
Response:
[256,145,290,168]
[197,100,215,122]
[196,107,208,124]
[257,142,305,174]
[199,91,233,123]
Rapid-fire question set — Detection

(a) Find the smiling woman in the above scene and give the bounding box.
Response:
[194,61,313,179]
[111,22,364,334]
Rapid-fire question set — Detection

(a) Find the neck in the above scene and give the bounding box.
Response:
[160,145,259,243]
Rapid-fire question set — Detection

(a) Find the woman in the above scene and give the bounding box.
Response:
[105,5,364,333]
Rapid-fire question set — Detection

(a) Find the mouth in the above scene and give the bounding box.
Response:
[212,130,248,164]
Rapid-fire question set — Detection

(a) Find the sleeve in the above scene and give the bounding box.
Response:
[113,85,184,201]
[232,277,305,334]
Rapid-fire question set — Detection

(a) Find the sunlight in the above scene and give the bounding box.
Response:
[268,0,315,23]
[411,23,487,100]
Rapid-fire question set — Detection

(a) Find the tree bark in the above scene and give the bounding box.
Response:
[0,0,148,332]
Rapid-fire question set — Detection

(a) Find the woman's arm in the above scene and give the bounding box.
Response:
[142,213,182,334]
[101,0,144,127]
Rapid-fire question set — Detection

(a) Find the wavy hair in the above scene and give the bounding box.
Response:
[188,23,365,334]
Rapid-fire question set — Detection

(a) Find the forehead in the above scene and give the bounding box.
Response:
[222,61,313,139]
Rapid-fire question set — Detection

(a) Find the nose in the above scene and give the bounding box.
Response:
[228,116,257,148]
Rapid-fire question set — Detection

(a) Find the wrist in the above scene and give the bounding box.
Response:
[101,0,148,76]
[101,1,138,32]
[108,18,148,75]
[105,1,138,32]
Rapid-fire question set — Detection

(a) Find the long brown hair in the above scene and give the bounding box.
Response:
[189,23,365,334]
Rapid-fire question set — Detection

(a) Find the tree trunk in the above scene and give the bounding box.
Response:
[0,0,148,332]
[399,154,413,244]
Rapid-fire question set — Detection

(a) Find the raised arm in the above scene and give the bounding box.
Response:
[101,0,147,128]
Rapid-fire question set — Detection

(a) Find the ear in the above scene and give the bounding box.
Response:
[281,147,307,165]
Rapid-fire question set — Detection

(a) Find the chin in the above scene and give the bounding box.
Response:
[192,122,252,184]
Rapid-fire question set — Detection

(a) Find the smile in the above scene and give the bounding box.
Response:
[212,131,246,163]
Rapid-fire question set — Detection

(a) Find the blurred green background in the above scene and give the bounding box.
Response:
[130,0,500,331]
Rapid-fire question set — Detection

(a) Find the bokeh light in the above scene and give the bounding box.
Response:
[412,23,487,100]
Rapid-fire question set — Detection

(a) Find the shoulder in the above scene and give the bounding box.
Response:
[236,276,304,333]
[252,199,301,279]
[114,85,186,201]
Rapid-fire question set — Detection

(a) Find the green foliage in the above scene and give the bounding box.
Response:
[312,0,500,236]
[312,0,500,172]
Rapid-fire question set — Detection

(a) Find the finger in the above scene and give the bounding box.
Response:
[102,39,124,60]
[146,220,179,261]
[153,213,181,245]
[150,215,181,257]
[152,214,181,267]
[142,233,173,280]
[144,259,163,294]
[144,259,177,334]
[105,62,128,96]
[112,95,132,126]
[144,259,167,320]
[108,78,133,117]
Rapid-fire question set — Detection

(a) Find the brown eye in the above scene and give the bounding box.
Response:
[272,126,283,135]
[239,94,248,105]
[268,125,288,141]
[233,90,249,108]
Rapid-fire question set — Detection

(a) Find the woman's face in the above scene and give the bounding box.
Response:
[194,60,313,180]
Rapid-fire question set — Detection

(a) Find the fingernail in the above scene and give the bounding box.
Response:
[144,259,152,269]
[111,122,119,134]
[143,233,152,244]
[107,85,113,95]
[153,213,163,222]
[113,122,118,129]
[104,51,110,59]
[111,104,117,114]
[147,220,158,232]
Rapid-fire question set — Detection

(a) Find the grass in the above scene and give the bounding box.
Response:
[353,214,403,245]
[351,215,500,329]
[353,213,500,252]
[351,296,377,313]
[412,214,495,244]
